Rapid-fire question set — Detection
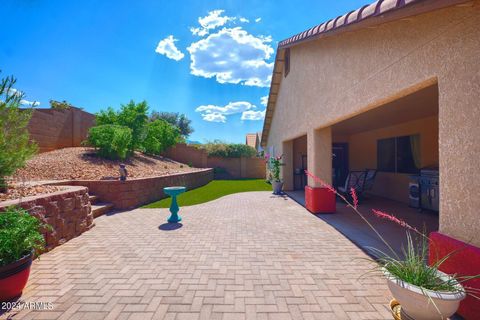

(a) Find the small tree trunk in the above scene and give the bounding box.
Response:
[0,177,7,193]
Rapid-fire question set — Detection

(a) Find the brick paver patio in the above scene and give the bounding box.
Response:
[2,192,392,320]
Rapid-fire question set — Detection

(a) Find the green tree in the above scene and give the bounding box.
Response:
[142,119,181,155]
[0,73,37,192]
[150,111,193,137]
[87,125,132,160]
[95,100,149,152]
[96,107,119,125]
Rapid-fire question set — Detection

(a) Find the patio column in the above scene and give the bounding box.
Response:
[282,140,294,191]
[305,127,335,213]
[307,127,332,186]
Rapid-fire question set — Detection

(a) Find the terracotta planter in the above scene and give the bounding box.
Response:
[383,268,465,320]
[0,252,33,302]
[272,181,283,195]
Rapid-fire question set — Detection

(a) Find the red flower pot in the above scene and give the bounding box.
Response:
[0,252,33,302]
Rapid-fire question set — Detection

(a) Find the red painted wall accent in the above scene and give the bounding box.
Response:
[305,186,336,213]
[429,232,480,320]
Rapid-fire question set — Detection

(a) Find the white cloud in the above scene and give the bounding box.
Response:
[239,17,249,23]
[155,35,185,61]
[196,101,257,122]
[241,109,265,121]
[20,99,40,107]
[6,88,40,106]
[190,10,235,36]
[260,96,268,107]
[187,27,274,87]
[255,17,262,23]
[7,88,22,97]
[202,112,227,123]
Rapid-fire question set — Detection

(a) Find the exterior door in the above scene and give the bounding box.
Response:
[332,143,349,188]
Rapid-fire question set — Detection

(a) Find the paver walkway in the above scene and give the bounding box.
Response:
[2,192,392,320]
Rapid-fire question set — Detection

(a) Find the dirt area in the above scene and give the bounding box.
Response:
[14,147,199,181]
[0,184,65,202]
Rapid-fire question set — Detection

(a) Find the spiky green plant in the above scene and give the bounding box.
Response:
[0,72,38,192]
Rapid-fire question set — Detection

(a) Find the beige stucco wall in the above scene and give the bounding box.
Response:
[266,3,480,246]
[348,115,438,203]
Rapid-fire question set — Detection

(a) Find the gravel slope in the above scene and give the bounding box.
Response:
[14,147,199,181]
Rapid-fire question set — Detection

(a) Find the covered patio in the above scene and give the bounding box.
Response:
[283,81,440,258]
[286,191,438,258]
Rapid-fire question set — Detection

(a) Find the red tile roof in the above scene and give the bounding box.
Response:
[279,0,423,48]
[278,0,466,48]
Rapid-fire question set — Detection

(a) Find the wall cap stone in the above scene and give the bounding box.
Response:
[0,185,88,209]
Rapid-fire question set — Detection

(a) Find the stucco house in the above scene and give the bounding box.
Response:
[261,0,479,317]
[245,132,262,152]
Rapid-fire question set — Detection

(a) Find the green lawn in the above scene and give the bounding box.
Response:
[143,179,271,208]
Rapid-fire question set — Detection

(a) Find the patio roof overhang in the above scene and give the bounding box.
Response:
[331,79,438,136]
[260,0,473,148]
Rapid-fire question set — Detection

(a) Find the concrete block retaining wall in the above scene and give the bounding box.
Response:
[52,169,214,209]
[0,186,93,251]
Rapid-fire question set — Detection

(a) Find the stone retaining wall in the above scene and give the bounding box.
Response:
[53,169,214,209]
[0,186,93,251]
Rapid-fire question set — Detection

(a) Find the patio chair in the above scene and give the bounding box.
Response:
[363,169,377,192]
[338,170,367,196]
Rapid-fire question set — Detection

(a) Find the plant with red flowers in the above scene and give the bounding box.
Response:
[305,170,480,319]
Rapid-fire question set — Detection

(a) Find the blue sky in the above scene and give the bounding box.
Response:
[0,0,366,143]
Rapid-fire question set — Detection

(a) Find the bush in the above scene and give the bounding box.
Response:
[95,100,149,152]
[201,141,257,158]
[0,73,38,192]
[0,207,46,267]
[87,125,132,160]
[49,100,76,110]
[142,119,181,155]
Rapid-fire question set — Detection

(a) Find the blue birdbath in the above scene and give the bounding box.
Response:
[163,186,186,223]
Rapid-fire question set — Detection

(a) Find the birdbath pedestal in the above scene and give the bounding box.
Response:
[163,186,186,223]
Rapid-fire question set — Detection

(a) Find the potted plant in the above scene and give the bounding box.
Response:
[305,170,479,320]
[0,207,47,302]
[265,154,284,195]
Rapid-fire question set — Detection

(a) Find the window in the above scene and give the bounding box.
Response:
[377,135,420,174]
[284,48,290,77]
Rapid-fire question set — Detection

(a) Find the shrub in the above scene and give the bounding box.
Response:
[201,141,257,158]
[87,125,132,160]
[142,119,181,155]
[0,73,38,192]
[95,100,149,152]
[225,144,257,158]
[0,207,46,266]
[49,100,76,110]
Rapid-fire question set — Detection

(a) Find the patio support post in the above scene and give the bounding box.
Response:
[305,127,335,213]
[307,127,332,186]
[282,140,294,191]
